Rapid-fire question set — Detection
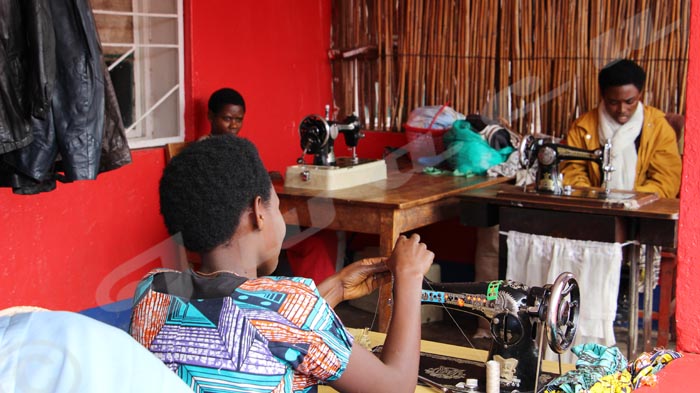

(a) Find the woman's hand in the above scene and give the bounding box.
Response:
[329,234,435,393]
[387,233,434,281]
[337,257,392,301]
[317,257,391,308]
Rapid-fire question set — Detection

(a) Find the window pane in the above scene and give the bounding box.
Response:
[140,0,178,15]
[134,14,179,46]
[92,0,132,12]
[93,0,184,147]
[94,14,134,55]
[128,47,180,139]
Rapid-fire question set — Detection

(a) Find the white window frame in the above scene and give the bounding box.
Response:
[93,0,185,149]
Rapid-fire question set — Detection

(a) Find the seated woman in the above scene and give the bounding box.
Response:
[129,135,434,392]
[204,87,339,284]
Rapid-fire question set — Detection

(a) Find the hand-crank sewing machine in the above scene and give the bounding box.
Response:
[519,134,614,195]
[421,272,580,392]
[514,134,660,208]
[284,106,387,190]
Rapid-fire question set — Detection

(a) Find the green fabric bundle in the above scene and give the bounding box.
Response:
[442,120,512,175]
[544,343,628,393]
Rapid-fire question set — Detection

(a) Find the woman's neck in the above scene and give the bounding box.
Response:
[199,242,258,279]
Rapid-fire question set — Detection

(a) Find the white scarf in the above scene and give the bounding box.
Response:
[598,102,644,190]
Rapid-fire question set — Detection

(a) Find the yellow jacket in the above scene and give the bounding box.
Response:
[561,105,681,198]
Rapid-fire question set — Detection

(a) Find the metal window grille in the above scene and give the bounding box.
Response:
[93,0,184,148]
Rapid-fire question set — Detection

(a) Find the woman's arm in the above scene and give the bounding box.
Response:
[636,120,682,198]
[317,257,391,308]
[328,234,434,393]
[561,126,596,187]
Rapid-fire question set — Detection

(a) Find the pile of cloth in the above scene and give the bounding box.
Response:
[410,109,523,176]
[544,343,683,393]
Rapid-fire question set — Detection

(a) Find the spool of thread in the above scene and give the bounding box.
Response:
[465,378,479,392]
[486,360,500,393]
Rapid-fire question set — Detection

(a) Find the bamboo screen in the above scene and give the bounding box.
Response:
[330,0,690,137]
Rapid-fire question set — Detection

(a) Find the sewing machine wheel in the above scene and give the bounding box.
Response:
[545,272,580,354]
[537,145,557,166]
[519,134,536,168]
[299,115,334,152]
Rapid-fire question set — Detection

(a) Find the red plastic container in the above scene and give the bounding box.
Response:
[404,124,449,159]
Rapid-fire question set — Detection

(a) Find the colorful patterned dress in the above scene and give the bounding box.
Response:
[129,269,354,393]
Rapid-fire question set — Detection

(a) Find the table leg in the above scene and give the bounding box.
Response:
[643,245,656,352]
[628,244,640,359]
[498,231,508,280]
[377,221,400,333]
[657,251,676,347]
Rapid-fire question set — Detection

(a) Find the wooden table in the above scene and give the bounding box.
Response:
[458,184,679,358]
[319,328,575,393]
[276,171,511,332]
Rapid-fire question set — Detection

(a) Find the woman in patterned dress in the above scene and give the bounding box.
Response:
[130,134,434,393]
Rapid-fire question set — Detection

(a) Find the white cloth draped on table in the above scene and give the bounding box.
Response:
[506,231,622,364]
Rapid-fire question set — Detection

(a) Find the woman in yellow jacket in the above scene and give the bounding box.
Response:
[561,59,681,199]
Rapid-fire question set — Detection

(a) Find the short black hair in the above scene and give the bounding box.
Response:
[598,59,646,93]
[159,135,271,252]
[208,88,246,113]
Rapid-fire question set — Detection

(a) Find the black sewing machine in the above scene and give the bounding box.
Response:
[519,135,614,195]
[296,105,364,166]
[421,272,580,392]
[284,106,387,190]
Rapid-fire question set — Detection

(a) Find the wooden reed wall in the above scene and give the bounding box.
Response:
[330,0,690,137]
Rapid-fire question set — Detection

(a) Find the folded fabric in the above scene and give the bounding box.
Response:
[629,348,683,388]
[544,343,628,393]
[546,345,683,392]
[443,120,512,175]
[588,370,633,393]
[486,150,536,186]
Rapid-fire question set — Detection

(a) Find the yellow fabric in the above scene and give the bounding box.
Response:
[588,370,633,393]
[561,105,681,198]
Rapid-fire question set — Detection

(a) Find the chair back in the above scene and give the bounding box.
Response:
[165,142,190,162]
[665,113,684,155]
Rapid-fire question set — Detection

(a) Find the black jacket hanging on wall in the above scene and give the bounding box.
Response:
[101,62,132,173]
[0,0,131,194]
[0,0,55,155]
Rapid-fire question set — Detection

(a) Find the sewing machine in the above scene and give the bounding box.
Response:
[514,134,661,208]
[284,106,387,190]
[519,134,614,195]
[421,272,580,392]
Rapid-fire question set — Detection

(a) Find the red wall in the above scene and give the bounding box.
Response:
[0,149,178,310]
[185,0,334,174]
[675,0,700,353]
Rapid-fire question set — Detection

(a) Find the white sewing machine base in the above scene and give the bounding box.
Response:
[284,158,387,190]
